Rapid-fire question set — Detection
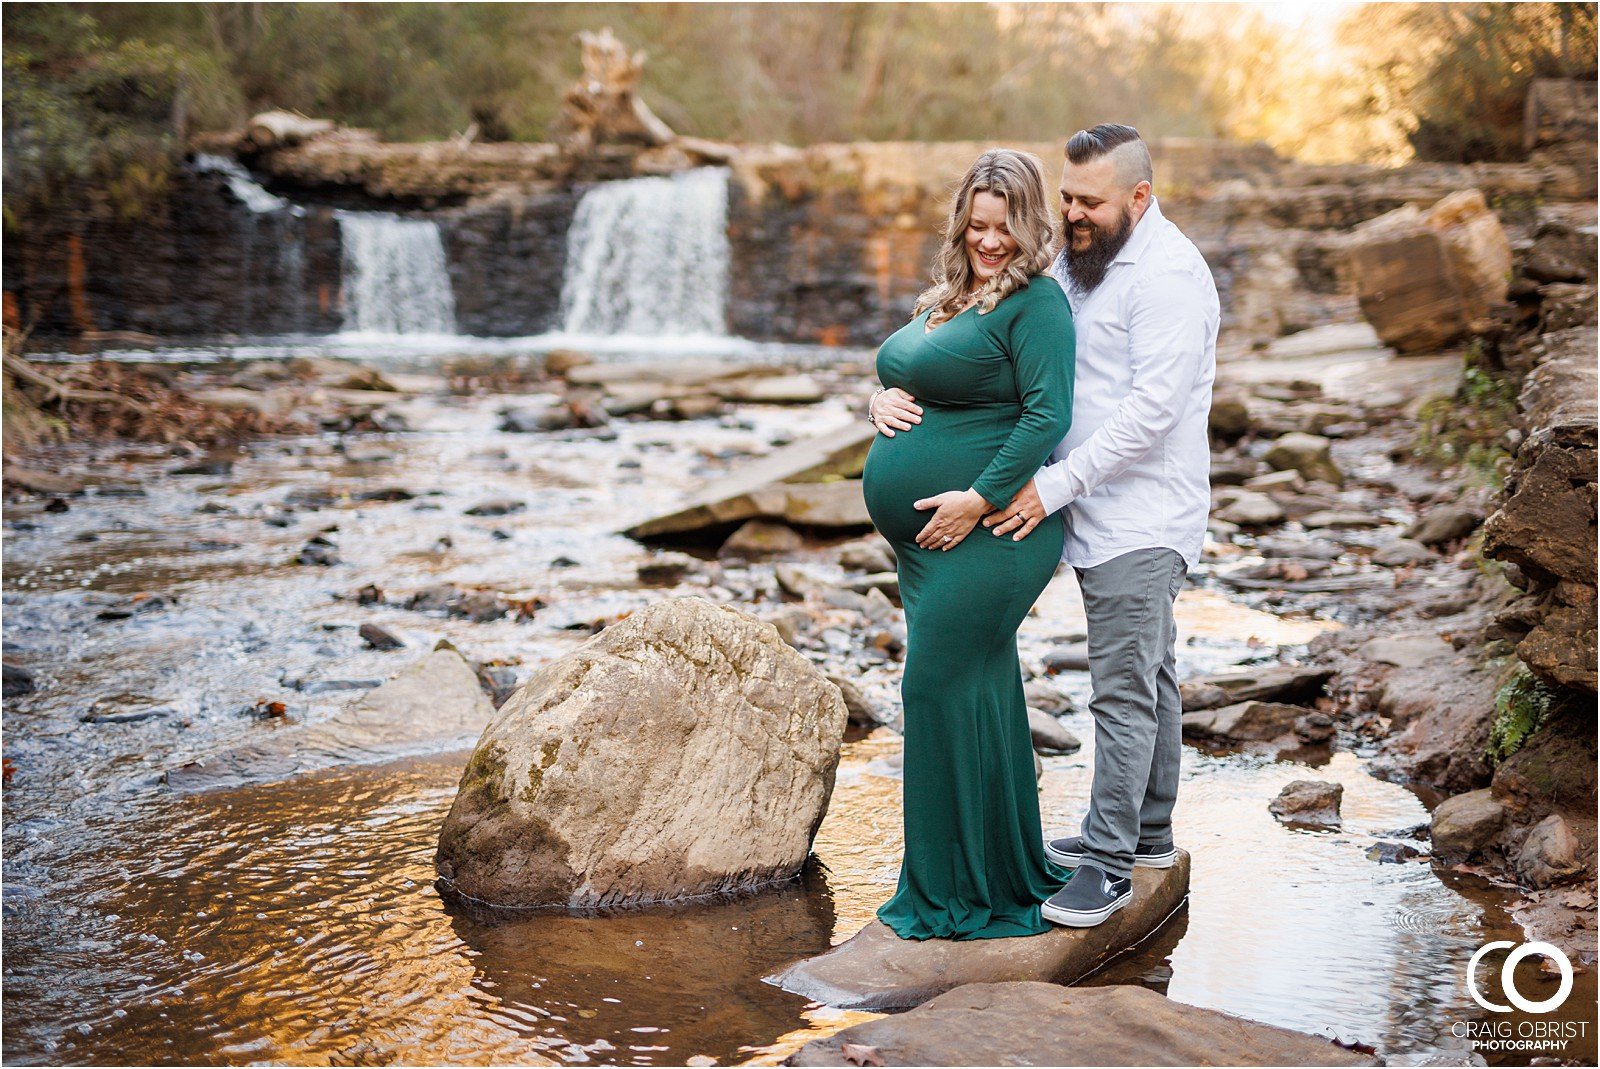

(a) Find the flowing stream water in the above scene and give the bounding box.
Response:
[4,360,1592,1066]
[6,164,1593,1066]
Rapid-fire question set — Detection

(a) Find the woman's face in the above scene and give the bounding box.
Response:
[965,190,1019,284]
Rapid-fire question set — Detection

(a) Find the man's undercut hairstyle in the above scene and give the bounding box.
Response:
[1065,124,1154,189]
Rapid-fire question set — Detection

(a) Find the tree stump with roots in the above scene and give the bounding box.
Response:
[553,27,676,152]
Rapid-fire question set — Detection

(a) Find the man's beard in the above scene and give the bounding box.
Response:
[1057,205,1135,293]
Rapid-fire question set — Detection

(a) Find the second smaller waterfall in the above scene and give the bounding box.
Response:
[559,168,730,338]
[337,212,458,336]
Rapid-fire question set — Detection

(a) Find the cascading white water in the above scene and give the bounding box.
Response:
[336,212,458,335]
[194,153,301,215]
[558,168,730,338]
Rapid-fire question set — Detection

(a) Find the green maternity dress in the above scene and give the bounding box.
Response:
[861,278,1076,940]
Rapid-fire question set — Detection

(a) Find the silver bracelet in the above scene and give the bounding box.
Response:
[867,386,886,426]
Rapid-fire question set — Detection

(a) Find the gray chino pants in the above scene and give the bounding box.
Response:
[1074,547,1188,881]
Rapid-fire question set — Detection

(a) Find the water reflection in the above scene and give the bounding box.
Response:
[444,867,834,1065]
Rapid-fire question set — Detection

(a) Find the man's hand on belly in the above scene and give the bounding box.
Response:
[982,479,1046,542]
[871,387,923,437]
[913,488,992,551]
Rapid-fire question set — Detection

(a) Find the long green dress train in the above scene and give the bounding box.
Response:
[861,278,1077,940]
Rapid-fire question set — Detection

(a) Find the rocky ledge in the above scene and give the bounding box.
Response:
[784,981,1373,1067]
[766,853,1189,1011]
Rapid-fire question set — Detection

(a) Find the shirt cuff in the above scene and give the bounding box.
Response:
[1033,461,1076,516]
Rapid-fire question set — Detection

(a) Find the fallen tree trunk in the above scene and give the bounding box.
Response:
[3,350,153,416]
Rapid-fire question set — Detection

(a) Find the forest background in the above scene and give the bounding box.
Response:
[4,2,1596,226]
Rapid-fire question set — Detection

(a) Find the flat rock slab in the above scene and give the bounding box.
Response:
[783,981,1374,1066]
[625,424,876,539]
[163,643,495,793]
[766,852,1190,1011]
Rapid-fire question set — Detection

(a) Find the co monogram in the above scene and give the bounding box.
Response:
[1468,941,1575,1014]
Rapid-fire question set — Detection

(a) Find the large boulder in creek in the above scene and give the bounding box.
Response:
[434,597,849,908]
[1347,189,1512,353]
[784,981,1373,1067]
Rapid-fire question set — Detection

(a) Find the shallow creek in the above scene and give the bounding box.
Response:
[3,356,1588,1065]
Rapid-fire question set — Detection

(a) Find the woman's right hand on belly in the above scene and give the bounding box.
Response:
[871,388,923,437]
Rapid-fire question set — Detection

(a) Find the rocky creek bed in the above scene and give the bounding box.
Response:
[2,322,1595,1065]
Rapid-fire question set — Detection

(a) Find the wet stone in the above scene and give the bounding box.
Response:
[464,498,525,517]
[1264,432,1344,487]
[1215,491,1285,527]
[720,519,804,560]
[1027,707,1082,756]
[637,552,699,586]
[827,672,883,729]
[296,536,340,566]
[1043,643,1091,673]
[359,623,406,650]
[783,981,1373,1067]
[1430,789,1506,861]
[1183,701,1307,743]
[1269,779,1343,829]
[1023,678,1075,715]
[406,584,465,613]
[1367,841,1424,864]
[844,572,899,600]
[1371,539,1436,567]
[287,678,382,695]
[837,537,895,573]
[767,854,1192,1012]
[80,699,176,725]
[354,487,414,502]
[1300,510,1380,530]
[171,457,234,476]
[476,664,521,708]
[454,591,510,623]
[285,487,338,509]
[3,663,36,698]
[1179,681,1232,712]
[95,594,174,620]
[1403,505,1480,547]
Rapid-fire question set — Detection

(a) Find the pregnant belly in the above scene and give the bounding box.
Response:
[862,404,1015,545]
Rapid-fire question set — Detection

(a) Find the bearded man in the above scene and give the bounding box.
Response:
[869,123,1220,927]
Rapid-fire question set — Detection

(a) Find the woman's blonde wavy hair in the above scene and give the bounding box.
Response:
[914,148,1058,329]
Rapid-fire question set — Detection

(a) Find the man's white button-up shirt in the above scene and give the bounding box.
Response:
[1033,196,1220,570]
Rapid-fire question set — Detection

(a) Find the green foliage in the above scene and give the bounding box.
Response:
[3,3,1382,152]
[1412,342,1518,486]
[5,0,1594,221]
[1339,3,1598,163]
[1487,664,1558,765]
[3,4,244,224]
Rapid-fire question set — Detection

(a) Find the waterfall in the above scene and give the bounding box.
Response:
[194,153,300,216]
[336,212,458,335]
[558,168,730,338]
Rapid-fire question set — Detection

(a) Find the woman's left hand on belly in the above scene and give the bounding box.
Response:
[912,488,994,551]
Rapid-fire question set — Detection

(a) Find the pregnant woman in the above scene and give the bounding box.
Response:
[862,148,1076,940]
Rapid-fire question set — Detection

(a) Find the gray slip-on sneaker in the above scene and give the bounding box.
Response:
[1044,835,1177,869]
[1041,864,1132,928]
